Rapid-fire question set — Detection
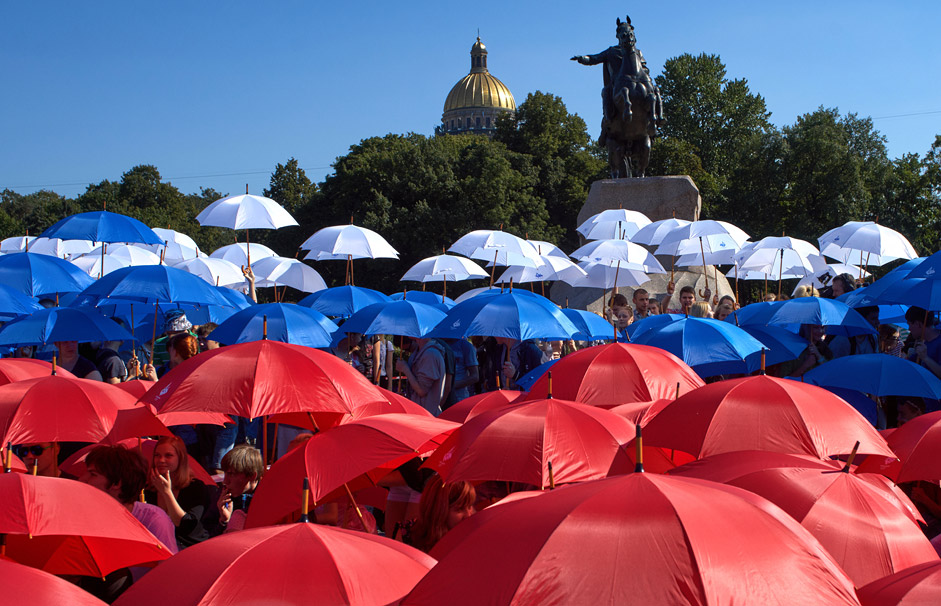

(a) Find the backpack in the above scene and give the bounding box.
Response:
[427,338,456,409]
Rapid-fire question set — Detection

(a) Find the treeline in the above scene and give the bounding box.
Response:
[2,53,939,294]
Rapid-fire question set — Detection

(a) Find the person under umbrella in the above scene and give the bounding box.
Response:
[906,306,941,380]
[144,435,211,549]
[773,324,832,378]
[407,474,476,553]
[829,305,879,358]
[396,336,451,416]
[56,340,102,380]
[11,442,64,477]
[206,444,265,535]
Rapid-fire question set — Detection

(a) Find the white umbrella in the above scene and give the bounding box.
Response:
[250,256,327,294]
[300,224,398,286]
[818,221,917,267]
[577,209,652,241]
[401,255,488,282]
[85,244,161,266]
[631,218,692,246]
[657,220,751,296]
[527,240,568,259]
[570,240,665,274]
[28,237,95,259]
[732,236,819,298]
[572,260,651,289]
[71,253,131,277]
[147,228,201,263]
[196,192,299,231]
[454,286,502,304]
[0,236,35,253]
[496,256,588,286]
[477,247,540,269]
[210,242,277,267]
[174,257,246,287]
[151,227,199,250]
[449,229,541,286]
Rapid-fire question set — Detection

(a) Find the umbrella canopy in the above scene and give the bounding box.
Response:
[0,283,44,320]
[423,399,635,488]
[196,193,299,230]
[804,354,941,400]
[448,229,539,261]
[0,473,171,576]
[631,217,691,246]
[301,224,398,259]
[83,244,160,266]
[643,375,895,459]
[172,256,246,288]
[495,255,588,285]
[523,342,705,406]
[208,302,337,347]
[0,375,135,445]
[266,385,432,433]
[427,290,579,341]
[70,253,131,277]
[576,209,651,240]
[113,523,435,606]
[570,239,665,273]
[856,561,941,606]
[400,254,488,282]
[738,324,807,367]
[403,473,859,606]
[725,466,938,586]
[732,297,879,337]
[61,437,216,488]
[297,285,391,318]
[527,240,567,258]
[141,340,389,420]
[571,260,651,289]
[880,411,941,483]
[0,252,95,297]
[631,317,767,377]
[560,308,614,341]
[0,307,133,347]
[209,242,277,266]
[437,390,521,423]
[28,237,96,259]
[0,235,35,253]
[734,236,820,275]
[77,265,233,307]
[247,414,457,527]
[250,256,327,293]
[0,358,74,386]
[819,221,917,266]
[339,300,447,338]
[0,557,108,606]
[389,290,456,310]
[39,211,163,245]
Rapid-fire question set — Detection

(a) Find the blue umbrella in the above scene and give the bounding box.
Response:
[76,265,233,307]
[39,210,163,245]
[0,307,134,347]
[0,284,43,320]
[729,298,877,337]
[880,278,941,312]
[515,358,558,391]
[428,291,579,341]
[803,353,941,400]
[561,308,617,341]
[632,317,766,378]
[839,259,924,307]
[625,314,688,339]
[208,303,338,347]
[389,291,456,311]
[339,300,447,338]
[297,285,390,318]
[738,325,807,368]
[0,252,95,297]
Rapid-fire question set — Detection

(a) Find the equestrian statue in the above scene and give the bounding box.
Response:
[572,15,664,178]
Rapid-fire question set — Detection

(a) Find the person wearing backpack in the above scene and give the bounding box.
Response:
[396,337,451,416]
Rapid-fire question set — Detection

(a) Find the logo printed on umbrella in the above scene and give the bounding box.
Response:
[927,268,936,277]
[451,319,462,329]
[441,447,454,462]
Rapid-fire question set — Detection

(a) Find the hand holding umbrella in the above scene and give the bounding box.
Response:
[241,264,257,303]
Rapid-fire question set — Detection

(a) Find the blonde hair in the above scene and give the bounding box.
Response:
[689,302,713,318]
[793,285,819,298]
[221,444,265,481]
[153,435,193,490]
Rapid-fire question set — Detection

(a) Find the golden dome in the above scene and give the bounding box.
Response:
[443,73,516,112]
[443,37,516,113]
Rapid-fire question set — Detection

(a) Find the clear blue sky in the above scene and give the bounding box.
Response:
[3,1,939,199]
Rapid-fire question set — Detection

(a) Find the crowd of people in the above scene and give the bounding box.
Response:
[8,269,941,602]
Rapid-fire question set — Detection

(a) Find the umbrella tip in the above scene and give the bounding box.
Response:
[547,371,553,399]
[634,424,644,473]
[245,183,249,194]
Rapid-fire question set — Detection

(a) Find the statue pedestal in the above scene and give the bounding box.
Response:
[552,176,737,316]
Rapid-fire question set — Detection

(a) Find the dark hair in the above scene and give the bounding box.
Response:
[905,307,935,326]
[679,285,695,297]
[632,289,648,300]
[608,293,629,308]
[833,274,856,293]
[855,306,878,319]
[717,295,735,307]
[85,445,149,504]
[194,323,218,338]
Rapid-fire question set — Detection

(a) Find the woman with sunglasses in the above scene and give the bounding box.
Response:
[144,435,211,548]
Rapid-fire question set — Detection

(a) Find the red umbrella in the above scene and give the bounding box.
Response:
[521,343,705,406]
[0,473,171,576]
[0,557,107,605]
[113,523,436,606]
[0,375,134,445]
[115,380,232,428]
[267,386,432,432]
[246,414,457,528]
[0,358,75,386]
[403,473,859,605]
[724,466,938,586]
[423,399,636,488]
[60,438,216,487]
[643,375,895,459]
[873,411,941,483]
[856,561,941,605]
[608,399,695,473]
[1,444,26,473]
[438,390,522,423]
[142,340,389,419]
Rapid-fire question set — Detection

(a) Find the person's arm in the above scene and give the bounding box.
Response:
[85,370,103,381]
[242,265,257,304]
[914,342,941,378]
[660,282,675,313]
[395,359,429,398]
[153,470,187,526]
[452,365,479,391]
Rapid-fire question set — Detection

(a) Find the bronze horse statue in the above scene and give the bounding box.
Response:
[573,16,664,178]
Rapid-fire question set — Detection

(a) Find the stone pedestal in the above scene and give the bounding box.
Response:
[552,176,736,314]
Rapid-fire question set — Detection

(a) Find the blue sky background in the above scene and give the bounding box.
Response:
[3,1,939,198]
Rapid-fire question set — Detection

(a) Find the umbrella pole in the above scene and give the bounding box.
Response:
[734,263,739,304]
[763,273,768,299]
[547,461,555,490]
[100,242,106,279]
[442,275,446,303]
[350,255,355,286]
[270,422,279,464]
[343,482,367,528]
[634,425,644,473]
[149,301,160,366]
[613,260,621,295]
[697,237,709,299]
[4,442,11,472]
[129,304,138,379]
[262,417,268,466]
[489,250,498,288]
[246,229,251,266]
[777,249,784,300]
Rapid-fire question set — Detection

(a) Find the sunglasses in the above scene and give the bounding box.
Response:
[12,444,52,458]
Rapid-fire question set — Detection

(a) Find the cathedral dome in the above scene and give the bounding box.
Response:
[441,38,515,136]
